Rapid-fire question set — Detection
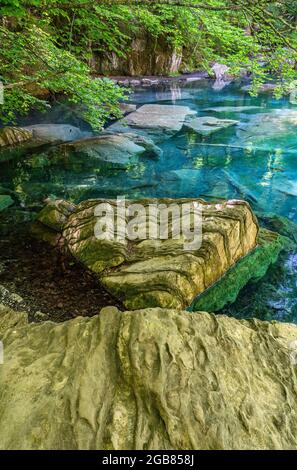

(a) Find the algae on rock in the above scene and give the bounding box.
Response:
[0,195,13,212]
[191,228,285,312]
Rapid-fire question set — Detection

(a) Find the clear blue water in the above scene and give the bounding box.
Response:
[1,78,297,322]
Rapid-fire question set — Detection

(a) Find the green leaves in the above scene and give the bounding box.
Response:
[1,0,297,129]
[0,25,126,129]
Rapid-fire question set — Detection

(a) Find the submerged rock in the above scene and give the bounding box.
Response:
[236,109,297,149]
[23,124,89,143]
[108,104,196,141]
[35,198,259,310]
[54,133,161,168]
[258,213,297,245]
[0,127,33,147]
[184,116,238,136]
[1,303,297,450]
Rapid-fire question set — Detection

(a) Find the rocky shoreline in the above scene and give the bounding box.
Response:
[109,70,211,87]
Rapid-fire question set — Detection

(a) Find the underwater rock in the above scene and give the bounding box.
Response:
[236,109,297,149]
[184,116,238,136]
[204,106,260,113]
[23,124,89,143]
[191,228,285,312]
[0,127,33,147]
[1,303,297,450]
[35,198,259,310]
[0,195,14,212]
[257,213,297,245]
[55,133,161,167]
[108,104,196,141]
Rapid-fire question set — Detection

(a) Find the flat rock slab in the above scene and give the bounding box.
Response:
[108,104,196,141]
[119,103,137,115]
[36,198,258,310]
[23,124,89,143]
[185,116,238,136]
[53,133,161,168]
[1,303,297,449]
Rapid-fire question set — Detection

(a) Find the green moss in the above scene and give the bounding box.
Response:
[190,228,285,313]
[0,195,13,212]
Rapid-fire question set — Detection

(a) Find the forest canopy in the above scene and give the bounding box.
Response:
[0,0,297,129]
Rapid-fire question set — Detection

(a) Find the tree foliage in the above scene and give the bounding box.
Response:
[0,0,297,128]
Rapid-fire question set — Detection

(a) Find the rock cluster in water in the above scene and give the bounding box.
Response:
[32,197,285,312]
[1,96,294,450]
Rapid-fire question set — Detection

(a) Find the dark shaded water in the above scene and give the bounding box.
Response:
[1,78,297,322]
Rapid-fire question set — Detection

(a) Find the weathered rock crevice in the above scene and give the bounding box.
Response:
[1,304,297,450]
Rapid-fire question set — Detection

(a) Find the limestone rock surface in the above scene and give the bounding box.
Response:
[0,127,33,147]
[1,304,297,450]
[185,116,238,136]
[35,198,259,310]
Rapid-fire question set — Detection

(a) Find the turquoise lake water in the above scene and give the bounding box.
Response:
[1,78,297,322]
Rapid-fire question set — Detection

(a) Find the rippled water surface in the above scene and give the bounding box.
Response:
[1,78,297,322]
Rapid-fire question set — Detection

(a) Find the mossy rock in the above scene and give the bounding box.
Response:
[0,195,14,212]
[257,212,297,245]
[190,228,285,312]
[34,197,260,310]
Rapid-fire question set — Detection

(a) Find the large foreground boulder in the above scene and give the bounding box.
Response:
[34,198,260,310]
[235,109,297,149]
[0,304,297,450]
